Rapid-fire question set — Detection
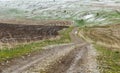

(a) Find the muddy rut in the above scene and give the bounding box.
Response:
[0,27,99,73]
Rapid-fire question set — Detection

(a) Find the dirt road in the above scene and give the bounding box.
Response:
[0,27,99,73]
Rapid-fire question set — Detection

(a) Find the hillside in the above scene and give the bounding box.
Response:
[0,0,120,73]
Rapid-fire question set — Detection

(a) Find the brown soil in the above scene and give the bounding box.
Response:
[0,23,68,43]
[0,19,72,26]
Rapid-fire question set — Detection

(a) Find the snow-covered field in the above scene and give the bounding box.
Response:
[0,0,81,19]
[0,0,120,25]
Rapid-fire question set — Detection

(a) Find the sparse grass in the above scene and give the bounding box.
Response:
[0,27,73,62]
[94,45,120,73]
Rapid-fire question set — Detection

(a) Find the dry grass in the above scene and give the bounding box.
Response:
[79,24,120,73]
[81,24,120,50]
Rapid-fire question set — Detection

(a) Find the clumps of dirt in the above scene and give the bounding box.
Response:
[0,23,68,43]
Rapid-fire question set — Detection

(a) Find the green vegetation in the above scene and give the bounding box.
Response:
[95,45,120,73]
[74,19,85,26]
[0,27,73,62]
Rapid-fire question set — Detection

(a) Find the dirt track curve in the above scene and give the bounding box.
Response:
[0,27,99,73]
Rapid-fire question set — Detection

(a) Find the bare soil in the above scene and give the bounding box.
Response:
[0,23,68,43]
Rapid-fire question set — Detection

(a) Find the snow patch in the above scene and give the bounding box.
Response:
[83,14,94,19]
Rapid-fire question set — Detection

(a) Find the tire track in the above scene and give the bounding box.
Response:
[1,43,75,73]
[1,27,99,73]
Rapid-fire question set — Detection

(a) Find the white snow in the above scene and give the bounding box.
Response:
[0,0,119,25]
[83,14,94,20]
[0,0,13,1]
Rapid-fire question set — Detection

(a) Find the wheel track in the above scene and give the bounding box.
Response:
[1,27,98,73]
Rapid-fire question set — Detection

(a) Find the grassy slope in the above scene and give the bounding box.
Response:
[95,45,120,73]
[0,27,73,62]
